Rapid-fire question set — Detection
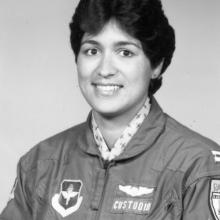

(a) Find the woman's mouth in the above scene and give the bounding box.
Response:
[92,83,123,96]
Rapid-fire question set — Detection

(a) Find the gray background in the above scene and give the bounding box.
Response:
[0,0,220,211]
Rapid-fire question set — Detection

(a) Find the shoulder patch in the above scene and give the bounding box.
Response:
[8,178,18,201]
[211,151,220,162]
[209,179,220,220]
[52,179,83,217]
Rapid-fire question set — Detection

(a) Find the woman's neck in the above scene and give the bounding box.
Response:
[92,96,149,149]
[93,112,128,149]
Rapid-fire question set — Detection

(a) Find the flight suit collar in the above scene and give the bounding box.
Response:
[78,97,166,161]
[117,97,166,160]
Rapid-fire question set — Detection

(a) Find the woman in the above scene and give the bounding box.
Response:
[1,0,220,219]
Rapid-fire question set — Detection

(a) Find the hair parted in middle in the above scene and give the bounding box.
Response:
[70,0,175,96]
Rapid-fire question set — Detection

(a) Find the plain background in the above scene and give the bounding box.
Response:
[0,0,220,212]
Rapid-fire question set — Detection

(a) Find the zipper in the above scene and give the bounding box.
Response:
[95,160,115,220]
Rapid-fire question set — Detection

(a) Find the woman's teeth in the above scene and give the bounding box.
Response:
[95,85,121,95]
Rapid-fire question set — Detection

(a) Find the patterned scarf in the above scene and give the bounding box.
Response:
[91,98,151,161]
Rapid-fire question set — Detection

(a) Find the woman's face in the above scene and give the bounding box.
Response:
[77,20,160,119]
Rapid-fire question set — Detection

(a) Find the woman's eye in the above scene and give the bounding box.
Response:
[119,49,134,57]
[85,48,99,56]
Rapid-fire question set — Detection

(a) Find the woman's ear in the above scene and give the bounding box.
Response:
[151,60,164,79]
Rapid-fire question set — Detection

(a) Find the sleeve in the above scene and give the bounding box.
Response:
[0,159,33,220]
[182,150,220,220]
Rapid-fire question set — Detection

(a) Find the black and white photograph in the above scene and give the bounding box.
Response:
[0,0,220,219]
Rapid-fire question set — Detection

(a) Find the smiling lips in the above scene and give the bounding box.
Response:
[92,83,123,96]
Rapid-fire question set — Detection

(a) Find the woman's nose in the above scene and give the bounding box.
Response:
[97,54,117,78]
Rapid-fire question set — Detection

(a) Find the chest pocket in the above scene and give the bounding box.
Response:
[147,188,182,220]
[109,183,155,219]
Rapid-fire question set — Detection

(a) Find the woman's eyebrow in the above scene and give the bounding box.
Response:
[80,40,141,49]
[114,41,141,49]
[81,40,99,46]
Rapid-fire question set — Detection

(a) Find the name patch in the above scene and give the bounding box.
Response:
[112,197,152,215]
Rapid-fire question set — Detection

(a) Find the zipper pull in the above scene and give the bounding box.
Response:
[103,160,116,170]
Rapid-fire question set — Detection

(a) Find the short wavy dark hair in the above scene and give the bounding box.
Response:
[69,0,175,96]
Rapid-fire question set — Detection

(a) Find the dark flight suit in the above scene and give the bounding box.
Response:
[1,98,220,220]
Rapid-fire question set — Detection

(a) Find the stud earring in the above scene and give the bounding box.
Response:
[152,73,159,79]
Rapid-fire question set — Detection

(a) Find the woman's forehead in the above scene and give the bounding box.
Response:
[81,20,141,47]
